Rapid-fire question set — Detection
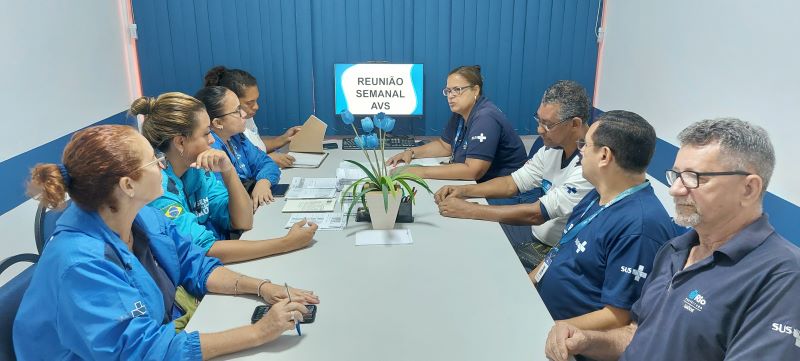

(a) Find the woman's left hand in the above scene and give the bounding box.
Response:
[261,283,320,305]
[251,180,274,212]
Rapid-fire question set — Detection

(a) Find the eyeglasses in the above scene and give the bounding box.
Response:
[535,115,573,132]
[442,85,475,97]
[576,139,593,150]
[136,154,167,171]
[218,106,244,119]
[665,169,751,189]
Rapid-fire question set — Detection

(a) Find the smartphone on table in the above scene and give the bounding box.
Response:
[251,304,317,324]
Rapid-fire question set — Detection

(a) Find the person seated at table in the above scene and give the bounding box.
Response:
[531,111,679,348]
[15,124,319,360]
[386,65,527,183]
[195,85,280,211]
[204,66,301,168]
[434,80,594,271]
[133,92,316,263]
[544,118,799,361]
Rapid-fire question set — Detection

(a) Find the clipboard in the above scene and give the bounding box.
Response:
[289,115,328,153]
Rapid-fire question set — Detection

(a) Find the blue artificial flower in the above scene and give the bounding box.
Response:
[374,112,386,130]
[366,133,379,148]
[353,134,366,149]
[361,116,374,133]
[341,109,355,125]
[383,116,396,133]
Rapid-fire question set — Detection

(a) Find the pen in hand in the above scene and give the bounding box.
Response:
[285,282,302,336]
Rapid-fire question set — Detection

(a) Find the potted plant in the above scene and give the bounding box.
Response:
[339,110,432,229]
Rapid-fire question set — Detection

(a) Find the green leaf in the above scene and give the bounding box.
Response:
[395,178,415,204]
[394,173,434,195]
[381,182,389,212]
[339,178,367,208]
[343,160,379,184]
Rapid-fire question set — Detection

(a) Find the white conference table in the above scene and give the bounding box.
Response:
[186,142,556,360]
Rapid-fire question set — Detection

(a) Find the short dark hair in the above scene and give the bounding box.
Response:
[204,66,257,97]
[448,65,483,95]
[541,80,591,124]
[591,110,656,173]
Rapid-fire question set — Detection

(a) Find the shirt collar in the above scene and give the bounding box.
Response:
[667,214,774,263]
[54,203,160,253]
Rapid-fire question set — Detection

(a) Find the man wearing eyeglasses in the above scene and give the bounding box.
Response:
[435,80,594,271]
[545,118,800,361]
[529,111,678,361]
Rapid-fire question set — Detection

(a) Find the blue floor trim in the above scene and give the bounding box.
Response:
[0,111,133,216]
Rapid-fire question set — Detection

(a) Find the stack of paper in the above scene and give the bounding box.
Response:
[291,177,338,189]
[281,198,337,213]
[285,188,336,199]
[355,229,414,246]
[285,177,338,199]
[287,152,329,168]
[284,213,347,231]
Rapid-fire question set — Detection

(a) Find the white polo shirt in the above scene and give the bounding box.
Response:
[510,146,593,246]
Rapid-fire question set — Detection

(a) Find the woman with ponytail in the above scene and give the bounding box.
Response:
[204,66,301,168]
[133,92,316,264]
[15,125,319,360]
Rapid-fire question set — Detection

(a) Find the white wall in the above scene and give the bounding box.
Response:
[0,0,137,162]
[0,1,138,284]
[595,0,799,206]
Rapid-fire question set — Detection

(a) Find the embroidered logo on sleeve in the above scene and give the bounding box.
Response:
[471,133,487,143]
[564,184,578,194]
[162,203,184,219]
[130,301,148,317]
[542,179,553,193]
[770,323,800,348]
[621,265,648,282]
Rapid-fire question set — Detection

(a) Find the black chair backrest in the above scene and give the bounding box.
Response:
[34,201,69,254]
[0,260,37,361]
[528,136,545,159]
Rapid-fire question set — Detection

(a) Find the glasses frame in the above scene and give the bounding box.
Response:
[665,169,751,189]
[442,85,475,97]
[136,154,167,172]
[218,105,244,119]
[535,115,573,132]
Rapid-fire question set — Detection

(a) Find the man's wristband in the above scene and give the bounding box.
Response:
[404,148,415,159]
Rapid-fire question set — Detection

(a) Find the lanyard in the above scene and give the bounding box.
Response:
[555,181,650,249]
[450,119,466,163]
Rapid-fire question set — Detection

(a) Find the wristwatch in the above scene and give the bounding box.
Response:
[404,148,415,159]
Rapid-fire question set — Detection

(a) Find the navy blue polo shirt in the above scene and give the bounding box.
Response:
[440,96,526,183]
[622,215,800,361]
[536,184,680,321]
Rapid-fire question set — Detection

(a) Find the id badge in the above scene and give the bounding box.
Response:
[534,248,557,283]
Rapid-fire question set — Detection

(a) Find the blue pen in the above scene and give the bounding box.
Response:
[284,282,301,336]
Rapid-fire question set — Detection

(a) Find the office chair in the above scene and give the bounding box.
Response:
[34,200,69,254]
[0,256,37,361]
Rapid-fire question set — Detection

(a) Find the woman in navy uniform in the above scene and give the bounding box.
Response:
[15,125,318,360]
[387,65,527,183]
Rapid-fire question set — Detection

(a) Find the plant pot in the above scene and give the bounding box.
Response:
[364,190,402,230]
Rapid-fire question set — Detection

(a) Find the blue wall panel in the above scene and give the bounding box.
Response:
[132,0,600,136]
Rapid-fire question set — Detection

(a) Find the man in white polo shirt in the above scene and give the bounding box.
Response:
[434,80,594,270]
